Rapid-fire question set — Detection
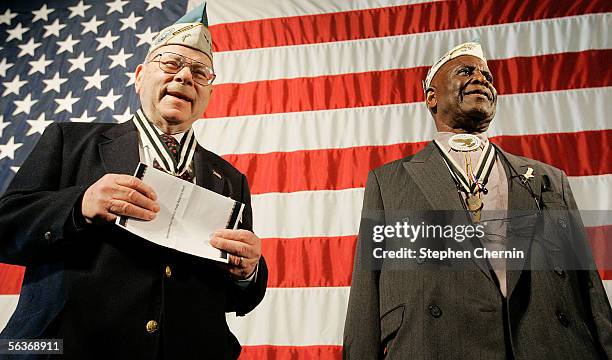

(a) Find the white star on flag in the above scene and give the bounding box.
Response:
[57,35,79,54]
[54,91,79,113]
[2,75,27,96]
[32,4,54,23]
[68,53,93,73]
[68,0,92,19]
[120,13,142,31]
[113,108,133,123]
[42,73,68,93]
[17,38,41,57]
[26,113,53,136]
[107,0,129,15]
[81,16,104,35]
[109,49,132,69]
[13,94,38,116]
[136,27,156,47]
[84,69,109,91]
[28,55,53,75]
[0,137,22,161]
[0,9,18,26]
[70,110,96,123]
[6,23,28,42]
[96,31,119,51]
[97,89,121,111]
[0,116,10,137]
[145,0,164,11]
[44,19,66,38]
[125,71,136,87]
[0,58,13,77]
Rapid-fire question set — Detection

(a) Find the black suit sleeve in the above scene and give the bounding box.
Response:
[344,171,384,359]
[225,173,268,316]
[561,171,612,357]
[0,123,87,266]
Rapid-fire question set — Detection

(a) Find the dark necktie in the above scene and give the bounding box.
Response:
[153,133,194,182]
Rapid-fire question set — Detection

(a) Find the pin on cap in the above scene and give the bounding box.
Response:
[148,2,213,60]
[423,41,487,93]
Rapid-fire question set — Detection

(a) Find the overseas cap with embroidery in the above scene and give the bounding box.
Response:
[423,42,486,93]
[147,2,213,60]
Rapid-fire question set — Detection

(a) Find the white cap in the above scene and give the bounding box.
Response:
[423,42,486,93]
[147,3,212,60]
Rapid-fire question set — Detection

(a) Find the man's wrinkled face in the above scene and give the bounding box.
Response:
[427,55,497,133]
[135,44,213,130]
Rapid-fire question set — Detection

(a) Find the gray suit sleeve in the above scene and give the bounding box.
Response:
[561,171,612,357]
[344,171,385,359]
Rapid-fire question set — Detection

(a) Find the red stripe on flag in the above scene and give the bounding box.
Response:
[262,236,357,288]
[0,226,608,292]
[586,225,612,280]
[261,225,611,288]
[0,264,24,295]
[491,130,612,177]
[239,345,343,360]
[210,0,611,51]
[225,130,610,195]
[206,50,612,118]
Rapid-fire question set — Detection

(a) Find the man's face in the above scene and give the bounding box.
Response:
[135,44,213,130]
[426,55,497,133]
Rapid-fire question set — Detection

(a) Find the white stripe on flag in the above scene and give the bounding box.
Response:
[251,175,612,239]
[208,0,439,25]
[195,87,612,155]
[212,14,610,84]
[226,287,350,346]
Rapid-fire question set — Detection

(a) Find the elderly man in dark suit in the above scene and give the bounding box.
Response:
[0,4,266,359]
[343,42,611,359]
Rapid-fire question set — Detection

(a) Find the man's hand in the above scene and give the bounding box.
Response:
[81,174,159,224]
[210,229,261,280]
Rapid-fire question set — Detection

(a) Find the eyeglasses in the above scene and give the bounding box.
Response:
[149,52,216,86]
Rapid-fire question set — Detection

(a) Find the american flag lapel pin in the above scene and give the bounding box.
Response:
[212,170,222,179]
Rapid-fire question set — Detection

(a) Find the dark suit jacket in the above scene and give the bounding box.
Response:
[343,142,612,360]
[0,121,268,359]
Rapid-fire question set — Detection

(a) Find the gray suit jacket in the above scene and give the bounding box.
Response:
[343,142,612,360]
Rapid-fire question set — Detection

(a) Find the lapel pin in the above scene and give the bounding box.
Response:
[212,170,222,179]
[522,167,534,180]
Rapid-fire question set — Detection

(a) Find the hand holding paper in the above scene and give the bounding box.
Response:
[116,163,245,263]
[211,229,261,279]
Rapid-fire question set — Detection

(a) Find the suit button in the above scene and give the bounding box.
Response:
[428,304,442,318]
[416,257,425,265]
[553,266,565,278]
[146,320,158,333]
[165,265,172,278]
[557,217,567,229]
[44,231,52,241]
[556,311,570,327]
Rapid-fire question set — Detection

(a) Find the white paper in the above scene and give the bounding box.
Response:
[116,163,244,263]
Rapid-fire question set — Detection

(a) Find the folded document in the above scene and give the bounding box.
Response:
[116,163,244,263]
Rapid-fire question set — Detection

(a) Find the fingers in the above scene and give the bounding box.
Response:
[210,236,254,259]
[114,174,157,201]
[82,174,160,224]
[210,230,262,280]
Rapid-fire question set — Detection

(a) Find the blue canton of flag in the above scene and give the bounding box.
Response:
[0,0,190,193]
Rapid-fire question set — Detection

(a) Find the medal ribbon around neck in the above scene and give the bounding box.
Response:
[132,108,197,177]
[434,138,496,194]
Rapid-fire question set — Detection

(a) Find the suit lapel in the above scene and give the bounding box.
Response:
[497,147,542,298]
[194,145,225,195]
[403,142,493,281]
[99,121,140,175]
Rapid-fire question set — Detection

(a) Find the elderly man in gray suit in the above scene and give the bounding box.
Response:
[343,42,612,359]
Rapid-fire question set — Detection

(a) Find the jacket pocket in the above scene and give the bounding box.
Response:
[380,304,405,356]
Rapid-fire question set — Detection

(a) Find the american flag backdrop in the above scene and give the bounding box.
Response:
[0,0,611,358]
